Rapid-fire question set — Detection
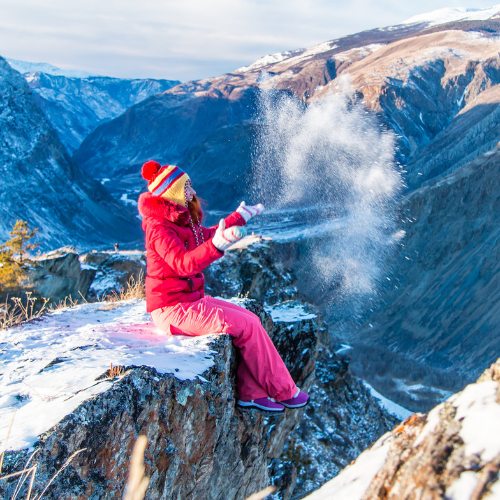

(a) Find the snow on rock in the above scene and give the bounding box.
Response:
[0,298,319,500]
[304,358,500,500]
[452,380,500,462]
[264,301,317,323]
[80,250,147,299]
[0,299,218,450]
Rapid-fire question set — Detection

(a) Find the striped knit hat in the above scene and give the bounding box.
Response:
[141,161,190,207]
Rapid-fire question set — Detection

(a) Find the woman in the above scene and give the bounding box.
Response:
[138,160,309,412]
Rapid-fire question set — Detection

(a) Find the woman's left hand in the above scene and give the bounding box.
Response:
[236,201,265,222]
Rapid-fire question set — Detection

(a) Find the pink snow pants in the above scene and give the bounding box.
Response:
[151,296,297,401]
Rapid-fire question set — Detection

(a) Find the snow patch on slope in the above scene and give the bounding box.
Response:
[363,381,413,421]
[236,49,305,72]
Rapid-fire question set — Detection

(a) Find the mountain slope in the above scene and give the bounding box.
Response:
[0,57,142,250]
[72,12,500,208]
[21,70,180,152]
[353,146,500,383]
[74,88,257,209]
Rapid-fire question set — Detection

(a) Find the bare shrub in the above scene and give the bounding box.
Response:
[0,293,50,330]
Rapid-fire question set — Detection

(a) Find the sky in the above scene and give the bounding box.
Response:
[0,0,497,82]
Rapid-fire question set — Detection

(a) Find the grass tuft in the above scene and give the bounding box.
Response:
[123,435,149,500]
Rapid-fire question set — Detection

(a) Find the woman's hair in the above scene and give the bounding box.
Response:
[188,195,204,225]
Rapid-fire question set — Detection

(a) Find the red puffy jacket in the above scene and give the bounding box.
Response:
[138,192,246,312]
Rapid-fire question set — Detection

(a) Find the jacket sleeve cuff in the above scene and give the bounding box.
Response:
[225,212,246,227]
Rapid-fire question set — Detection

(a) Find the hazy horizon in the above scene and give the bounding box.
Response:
[0,0,497,82]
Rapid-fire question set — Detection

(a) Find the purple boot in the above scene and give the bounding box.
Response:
[237,397,285,412]
[279,389,309,408]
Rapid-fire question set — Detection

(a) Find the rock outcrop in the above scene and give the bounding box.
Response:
[204,237,298,304]
[22,249,146,303]
[27,248,96,303]
[305,358,500,500]
[0,301,318,500]
[80,250,147,299]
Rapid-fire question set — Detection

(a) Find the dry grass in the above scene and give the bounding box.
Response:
[245,486,277,500]
[104,272,145,302]
[0,412,86,500]
[123,435,149,500]
[108,363,124,378]
[0,272,146,330]
[21,382,76,403]
[0,293,50,330]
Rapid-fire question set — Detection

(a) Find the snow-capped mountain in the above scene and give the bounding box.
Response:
[8,59,181,152]
[235,4,500,74]
[0,56,142,249]
[6,58,99,78]
[401,4,500,26]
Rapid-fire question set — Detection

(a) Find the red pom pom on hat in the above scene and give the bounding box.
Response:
[141,161,161,181]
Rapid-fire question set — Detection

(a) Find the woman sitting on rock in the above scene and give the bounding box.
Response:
[138,161,309,413]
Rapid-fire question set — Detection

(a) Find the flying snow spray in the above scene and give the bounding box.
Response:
[251,76,404,322]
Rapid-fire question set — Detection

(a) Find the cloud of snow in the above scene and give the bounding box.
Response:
[251,77,403,311]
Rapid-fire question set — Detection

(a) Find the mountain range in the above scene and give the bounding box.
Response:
[0,57,142,249]
[2,5,500,402]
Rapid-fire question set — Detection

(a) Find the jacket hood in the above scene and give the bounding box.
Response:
[138,192,190,226]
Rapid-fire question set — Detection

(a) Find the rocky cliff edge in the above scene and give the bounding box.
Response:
[0,298,317,499]
[306,358,500,500]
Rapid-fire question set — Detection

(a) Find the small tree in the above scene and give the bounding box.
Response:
[0,220,39,292]
[0,247,19,290]
[4,220,39,264]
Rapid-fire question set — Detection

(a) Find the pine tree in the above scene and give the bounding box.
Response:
[0,220,39,292]
[4,220,39,264]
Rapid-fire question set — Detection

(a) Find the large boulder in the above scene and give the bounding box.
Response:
[27,247,96,303]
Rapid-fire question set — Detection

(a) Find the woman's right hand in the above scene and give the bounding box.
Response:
[212,219,247,252]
